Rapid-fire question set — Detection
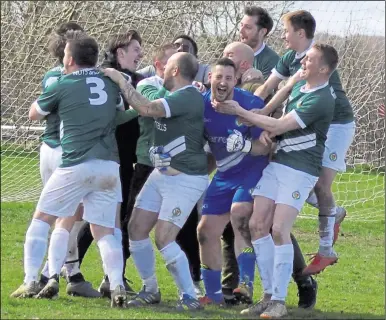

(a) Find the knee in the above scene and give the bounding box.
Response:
[230,213,251,241]
[249,213,270,238]
[271,224,287,244]
[154,233,169,251]
[197,222,209,246]
[197,220,220,246]
[314,180,332,198]
[55,217,75,232]
[33,210,56,227]
[127,211,141,239]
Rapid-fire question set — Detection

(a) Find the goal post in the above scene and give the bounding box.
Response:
[1,1,384,220]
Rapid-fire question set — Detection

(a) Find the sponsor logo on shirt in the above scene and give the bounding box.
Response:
[208,136,227,144]
[155,120,167,132]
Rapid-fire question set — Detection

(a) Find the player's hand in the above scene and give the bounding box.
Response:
[149,146,171,170]
[192,81,207,93]
[241,68,264,84]
[212,100,241,115]
[101,68,127,88]
[378,104,385,119]
[259,130,275,146]
[227,129,252,153]
[287,68,306,87]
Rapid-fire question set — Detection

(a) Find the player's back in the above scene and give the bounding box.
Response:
[203,88,268,176]
[55,68,121,167]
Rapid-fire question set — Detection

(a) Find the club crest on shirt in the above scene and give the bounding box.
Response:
[292,191,301,200]
[172,207,182,217]
[329,152,338,161]
[235,118,244,127]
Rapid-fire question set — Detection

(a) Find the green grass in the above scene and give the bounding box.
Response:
[1,202,385,319]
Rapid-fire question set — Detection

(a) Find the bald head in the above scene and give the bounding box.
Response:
[223,42,255,77]
[169,52,198,81]
[163,52,198,91]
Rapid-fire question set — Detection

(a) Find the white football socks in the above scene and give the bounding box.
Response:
[161,241,196,299]
[252,235,275,295]
[318,206,336,255]
[48,228,69,278]
[129,238,158,293]
[271,244,294,302]
[63,221,84,277]
[24,218,50,283]
[97,234,124,290]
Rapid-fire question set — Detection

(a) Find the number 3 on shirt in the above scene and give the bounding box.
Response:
[86,77,108,105]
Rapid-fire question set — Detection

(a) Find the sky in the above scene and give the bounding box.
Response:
[292,1,385,37]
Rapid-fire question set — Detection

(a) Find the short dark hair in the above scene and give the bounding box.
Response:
[176,53,198,81]
[66,31,99,67]
[153,43,175,63]
[104,30,142,69]
[312,43,339,73]
[281,10,316,39]
[212,57,236,72]
[172,34,198,56]
[244,6,274,36]
[56,22,84,36]
[48,22,84,64]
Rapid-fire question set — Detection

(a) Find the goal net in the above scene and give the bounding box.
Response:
[1,1,384,221]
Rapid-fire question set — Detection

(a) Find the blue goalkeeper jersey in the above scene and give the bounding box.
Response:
[203,87,268,177]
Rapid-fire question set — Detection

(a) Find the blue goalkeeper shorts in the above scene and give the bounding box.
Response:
[201,162,266,215]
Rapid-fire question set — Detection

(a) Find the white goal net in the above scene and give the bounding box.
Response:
[1,1,384,221]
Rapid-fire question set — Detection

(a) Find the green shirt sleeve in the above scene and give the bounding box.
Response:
[160,87,193,118]
[274,51,292,79]
[37,80,61,115]
[115,109,139,126]
[138,85,168,100]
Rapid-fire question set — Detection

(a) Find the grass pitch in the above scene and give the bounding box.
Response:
[1,201,384,319]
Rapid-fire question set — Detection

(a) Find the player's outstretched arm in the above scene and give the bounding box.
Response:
[253,73,282,108]
[102,68,166,118]
[257,70,305,116]
[214,100,301,137]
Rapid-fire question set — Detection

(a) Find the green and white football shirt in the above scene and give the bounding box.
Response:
[36,68,122,167]
[273,81,335,177]
[136,76,168,167]
[273,45,354,124]
[157,85,207,175]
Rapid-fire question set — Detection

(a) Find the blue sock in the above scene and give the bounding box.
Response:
[237,247,255,287]
[201,266,223,302]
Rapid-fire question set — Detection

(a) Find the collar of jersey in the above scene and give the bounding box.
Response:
[300,81,329,93]
[173,84,195,93]
[295,40,315,59]
[69,67,97,75]
[154,75,163,84]
[254,42,266,56]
